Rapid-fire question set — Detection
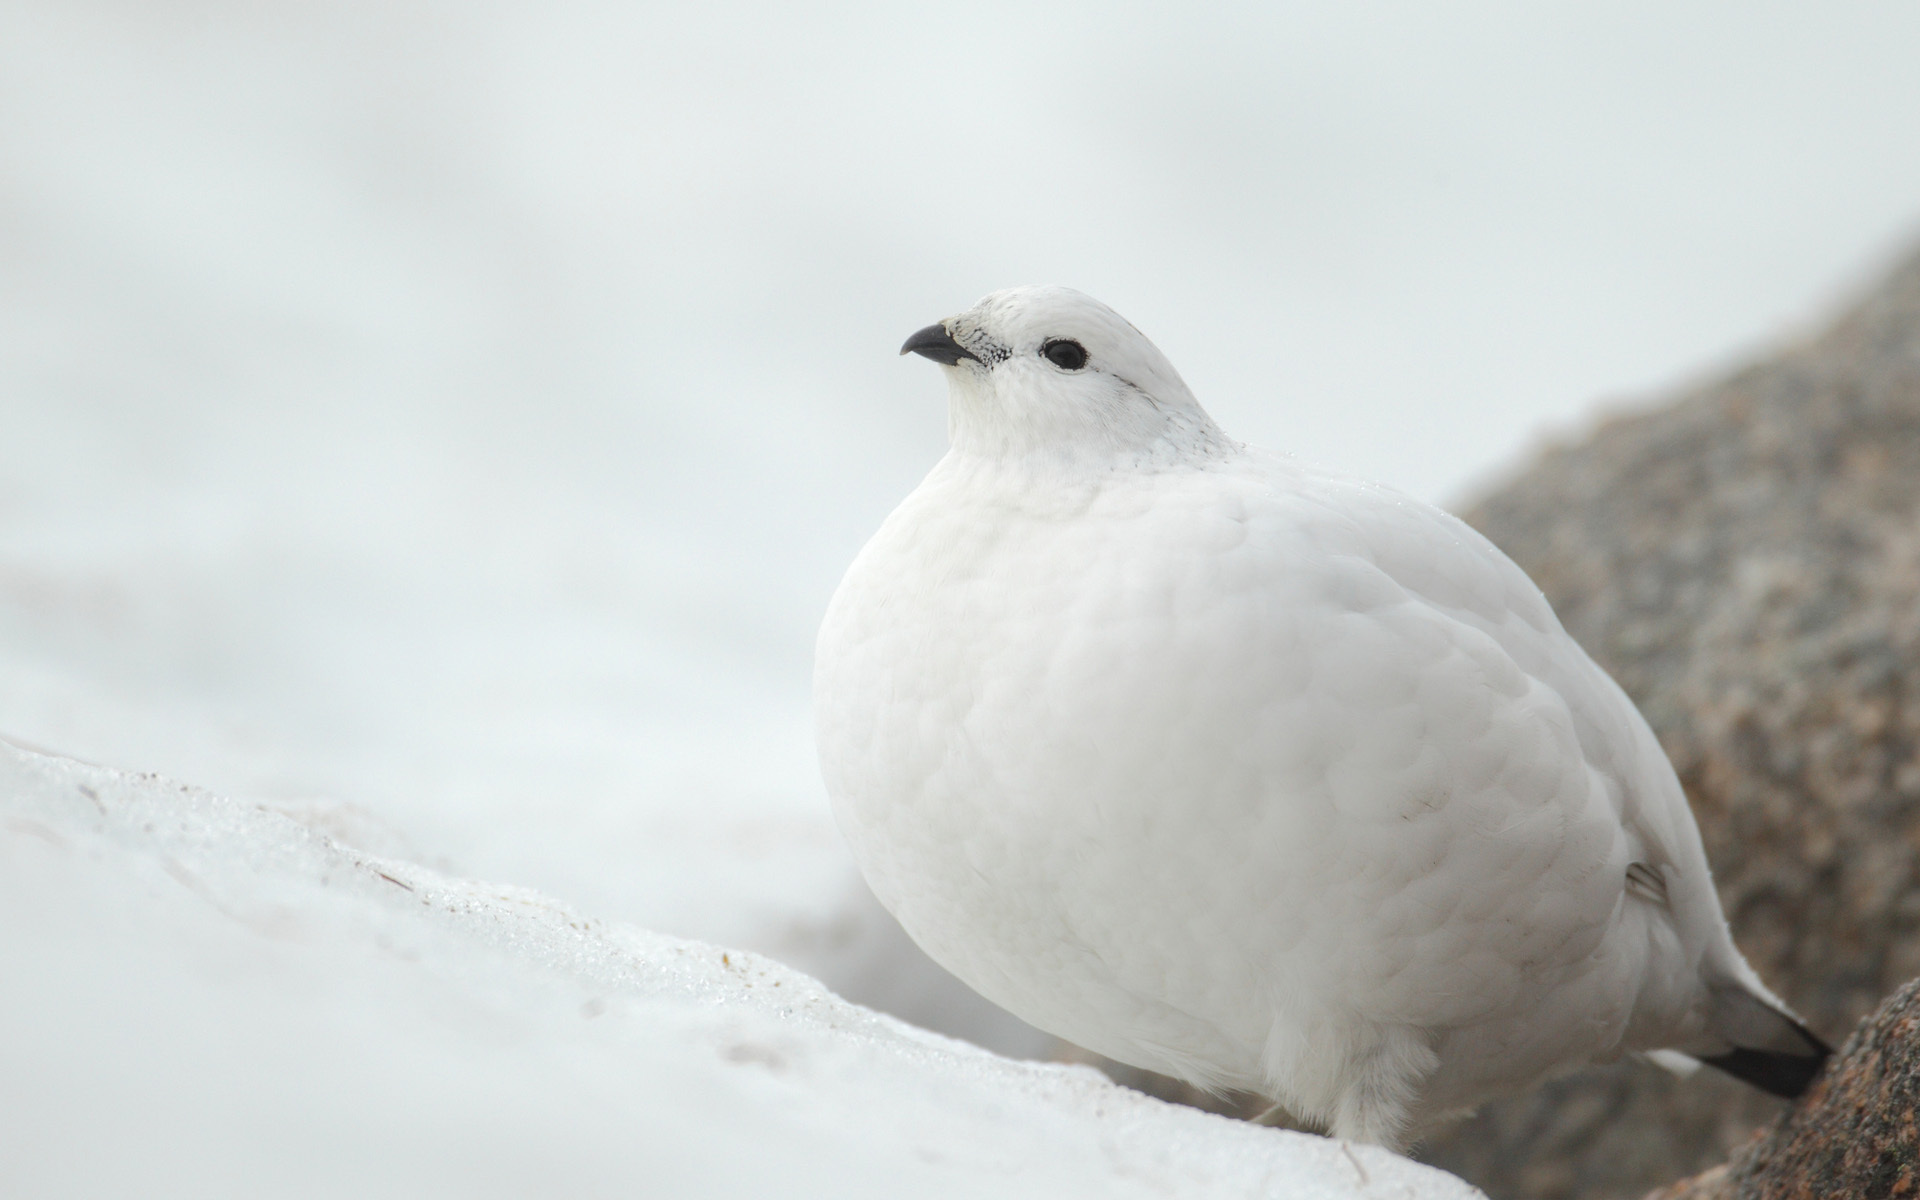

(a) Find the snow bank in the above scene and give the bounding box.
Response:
[0,740,1482,1199]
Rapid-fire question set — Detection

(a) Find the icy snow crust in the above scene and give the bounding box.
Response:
[0,741,1481,1199]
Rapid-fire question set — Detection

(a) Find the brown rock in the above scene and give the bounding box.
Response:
[1643,976,1920,1200]
[1415,242,1920,1199]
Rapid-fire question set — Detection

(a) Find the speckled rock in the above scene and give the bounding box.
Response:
[1414,242,1920,1200]
[1643,976,1920,1200]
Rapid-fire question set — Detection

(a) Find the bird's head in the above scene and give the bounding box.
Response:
[900,286,1228,466]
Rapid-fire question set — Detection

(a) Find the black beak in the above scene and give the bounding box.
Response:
[899,323,980,366]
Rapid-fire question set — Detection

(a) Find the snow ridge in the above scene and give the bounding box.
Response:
[0,740,1482,1199]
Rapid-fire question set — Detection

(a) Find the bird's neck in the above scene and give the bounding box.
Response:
[944,387,1236,477]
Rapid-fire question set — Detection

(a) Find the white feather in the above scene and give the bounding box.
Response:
[815,286,1798,1151]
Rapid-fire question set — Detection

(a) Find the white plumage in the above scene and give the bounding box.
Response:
[814,286,1825,1151]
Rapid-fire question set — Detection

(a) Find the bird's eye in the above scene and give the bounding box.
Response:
[1041,339,1088,371]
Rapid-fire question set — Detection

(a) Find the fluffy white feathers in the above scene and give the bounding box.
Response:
[815,287,1824,1151]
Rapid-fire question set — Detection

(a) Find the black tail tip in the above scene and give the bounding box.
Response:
[1701,1038,1834,1099]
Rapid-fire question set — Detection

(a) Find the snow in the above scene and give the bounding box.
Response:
[0,740,1481,1198]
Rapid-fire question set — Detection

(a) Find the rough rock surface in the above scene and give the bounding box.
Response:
[1644,976,1920,1200]
[1411,241,1920,1199]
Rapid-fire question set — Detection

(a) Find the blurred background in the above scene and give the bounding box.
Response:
[4,0,1920,1061]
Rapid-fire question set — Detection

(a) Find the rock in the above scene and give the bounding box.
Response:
[1414,241,1920,1200]
[1642,976,1920,1200]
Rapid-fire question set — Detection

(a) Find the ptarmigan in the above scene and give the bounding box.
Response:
[813,286,1828,1151]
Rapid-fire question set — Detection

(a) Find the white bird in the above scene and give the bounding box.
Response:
[814,286,1828,1151]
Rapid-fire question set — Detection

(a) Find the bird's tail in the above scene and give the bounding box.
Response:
[1694,985,1833,1099]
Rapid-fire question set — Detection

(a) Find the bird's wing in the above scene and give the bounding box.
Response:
[1252,453,1760,997]
[1285,463,1841,1078]
[1273,457,1700,869]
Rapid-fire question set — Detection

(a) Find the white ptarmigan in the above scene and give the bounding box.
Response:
[813,286,1828,1151]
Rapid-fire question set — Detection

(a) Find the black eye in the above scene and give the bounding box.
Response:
[1041,339,1088,371]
